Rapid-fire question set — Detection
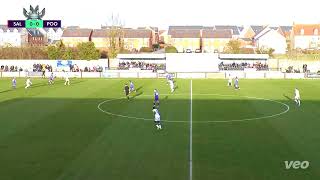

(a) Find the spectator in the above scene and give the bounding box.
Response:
[118,61,166,72]
[32,64,53,72]
[219,62,268,71]
[0,65,23,72]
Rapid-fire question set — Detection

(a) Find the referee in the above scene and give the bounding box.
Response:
[124,84,130,100]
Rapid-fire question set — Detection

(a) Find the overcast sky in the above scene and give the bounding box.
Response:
[1,0,320,29]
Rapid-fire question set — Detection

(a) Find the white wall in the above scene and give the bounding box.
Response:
[177,73,206,78]
[0,29,23,47]
[257,30,287,54]
[47,28,63,41]
[265,71,284,79]
[0,59,108,72]
[166,53,220,72]
[223,71,246,79]
[268,58,320,73]
[0,71,310,79]
[171,38,200,52]
[294,36,320,49]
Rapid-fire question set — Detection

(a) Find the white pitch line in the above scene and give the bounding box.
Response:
[97,94,290,123]
[189,79,193,180]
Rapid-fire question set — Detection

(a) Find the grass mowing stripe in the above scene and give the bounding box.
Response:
[189,79,193,180]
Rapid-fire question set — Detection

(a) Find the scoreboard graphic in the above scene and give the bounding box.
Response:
[8,20,61,28]
[7,5,61,28]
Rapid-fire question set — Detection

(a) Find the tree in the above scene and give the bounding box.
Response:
[100,50,108,59]
[224,40,241,54]
[152,44,160,50]
[47,46,61,60]
[165,46,178,53]
[106,14,124,59]
[62,48,74,60]
[119,48,131,54]
[77,42,100,60]
[258,47,275,58]
[268,48,275,58]
[139,47,153,52]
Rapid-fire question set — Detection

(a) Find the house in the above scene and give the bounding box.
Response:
[290,24,320,49]
[91,28,152,51]
[122,29,152,51]
[159,30,167,43]
[0,25,27,47]
[167,26,202,52]
[168,29,201,52]
[278,26,292,38]
[238,38,253,48]
[138,26,159,45]
[214,25,241,38]
[27,29,46,46]
[41,28,63,44]
[238,26,244,33]
[270,26,279,31]
[278,26,292,50]
[61,28,92,47]
[241,25,264,39]
[168,26,204,34]
[91,29,112,50]
[253,26,287,54]
[202,29,232,53]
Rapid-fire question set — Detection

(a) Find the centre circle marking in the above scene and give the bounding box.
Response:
[97,93,290,123]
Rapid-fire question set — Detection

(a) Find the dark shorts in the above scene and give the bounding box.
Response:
[125,91,129,96]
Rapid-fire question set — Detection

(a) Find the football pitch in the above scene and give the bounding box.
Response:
[0,78,319,180]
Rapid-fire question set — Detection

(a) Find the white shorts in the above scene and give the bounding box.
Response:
[295,95,300,100]
[155,116,160,122]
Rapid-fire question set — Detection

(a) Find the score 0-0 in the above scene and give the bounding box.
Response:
[7,20,61,28]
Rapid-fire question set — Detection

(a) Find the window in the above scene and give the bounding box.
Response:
[300,29,304,35]
[314,29,319,35]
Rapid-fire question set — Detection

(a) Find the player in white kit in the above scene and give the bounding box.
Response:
[25,78,32,89]
[166,73,172,85]
[64,72,70,86]
[228,74,232,87]
[153,107,162,130]
[294,88,301,106]
[169,79,175,93]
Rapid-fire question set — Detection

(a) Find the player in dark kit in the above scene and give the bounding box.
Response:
[124,84,130,100]
[154,89,160,107]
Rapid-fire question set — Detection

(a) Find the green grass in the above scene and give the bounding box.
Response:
[0,78,319,180]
